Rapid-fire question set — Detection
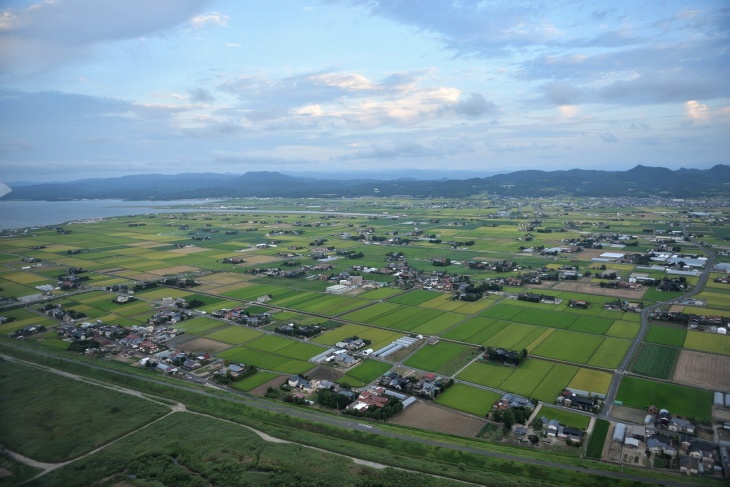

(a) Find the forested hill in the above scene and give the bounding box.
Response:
[3,165,729,200]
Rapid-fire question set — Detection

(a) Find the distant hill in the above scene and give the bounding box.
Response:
[2,165,728,200]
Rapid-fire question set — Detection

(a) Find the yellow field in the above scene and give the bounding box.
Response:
[684,330,730,355]
[568,368,613,395]
[1,271,49,284]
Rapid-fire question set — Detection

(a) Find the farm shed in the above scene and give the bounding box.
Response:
[715,392,725,406]
[612,423,626,442]
[625,438,640,449]
[402,397,417,409]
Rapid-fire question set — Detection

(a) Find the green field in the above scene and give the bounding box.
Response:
[0,360,168,463]
[340,360,392,386]
[232,371,281,391]
[403,341,472,372]
[435,383,501,417]
[615,376,713,422]
[205,325,265,344]
[531,330,603,364]
[645,324,686,347]
[631,344,679,379]
[539,406,591,429]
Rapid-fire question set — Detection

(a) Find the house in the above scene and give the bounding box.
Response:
[287,376,312,391]
[668,418,695,434]
[156,363,178,375]
[227,363,245,378]
[350,390,389,410]
[657,408,671,427]
[547,419,559,437]
[494,393,533,410]
[563,394,593,411]
[680,456,700,475]
[624,437,640,449]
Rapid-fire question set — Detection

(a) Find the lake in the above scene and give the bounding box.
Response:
[0,199,383,231]
[0,199,218,231]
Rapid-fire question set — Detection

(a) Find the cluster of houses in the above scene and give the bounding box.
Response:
[378,371,448,399]
[556,389,600,413]
[647,405,696,433]
[140,349,214,375]
[210,307,272,327]
[516,292,562,305]
[612,422,717,475]
[541,417,585,444]
[148,306,196,325]
[275,322,322,338]
[602,299,643,312]
[650,308,729,332]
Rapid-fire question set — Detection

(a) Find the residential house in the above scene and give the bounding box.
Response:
[547,419,559,437]
[668,418,695,434]
[680,456,700,475]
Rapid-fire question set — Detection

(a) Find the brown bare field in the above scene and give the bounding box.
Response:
[553,281,647,299]
[609,405,647,424]
[249,374,288,396]
[97,267,128,274]
[168,246,210,254]
[127,272,164,281]
[307,364,345,382]
[178,337,231,354]
[674,350,730,390]
[389,400,488,437]
[199,272,250,285]
[147,265,199,276]
[237,255,282,265]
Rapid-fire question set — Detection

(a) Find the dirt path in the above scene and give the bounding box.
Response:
[2,355,482,485]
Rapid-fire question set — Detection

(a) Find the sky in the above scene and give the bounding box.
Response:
[0,0,728,182]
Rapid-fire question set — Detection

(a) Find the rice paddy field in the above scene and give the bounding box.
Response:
[1,196,728,432]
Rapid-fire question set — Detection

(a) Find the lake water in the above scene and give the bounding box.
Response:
[0,199,218,231]
[0,199,383,231]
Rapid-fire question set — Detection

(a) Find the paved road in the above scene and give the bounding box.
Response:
[601,246,716,418]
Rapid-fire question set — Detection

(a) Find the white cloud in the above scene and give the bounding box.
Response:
[685,100,709,121]
[0,0,213,76]
[190,12,229,29]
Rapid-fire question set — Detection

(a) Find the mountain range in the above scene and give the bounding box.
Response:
[2,165,729,200]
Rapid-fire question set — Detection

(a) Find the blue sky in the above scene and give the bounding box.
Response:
[0,0,728,182]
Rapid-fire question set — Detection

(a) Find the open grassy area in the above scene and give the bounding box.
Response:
[0,359,168,463]
[684,330,730,355]
[539,406,591,429]
[435,383,501,417]
[615,376,713,422]
[403,341,472,372]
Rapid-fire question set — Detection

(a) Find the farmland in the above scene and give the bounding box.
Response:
[1,194,728,484]
[435,383,501,416]
[615,377,713,422]
[630,344,678,379]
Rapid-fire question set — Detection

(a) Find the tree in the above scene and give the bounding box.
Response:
[502,408,516,430]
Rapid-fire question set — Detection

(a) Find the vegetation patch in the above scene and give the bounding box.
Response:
[0,359,168,463]
[435,383,501,417]
[616,376,712,422]
[586,419,609,459]
[631,343,678,379]
[645,324,686,347]
[568,369,612,396]
[404,341,471,372]
[684,330,730,355]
